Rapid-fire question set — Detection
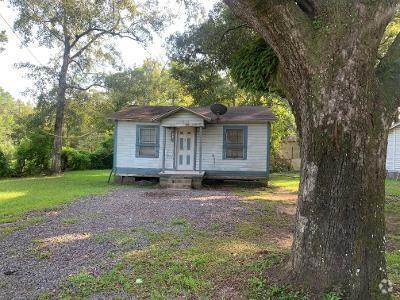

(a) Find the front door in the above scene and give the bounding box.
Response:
[177,127,195,170]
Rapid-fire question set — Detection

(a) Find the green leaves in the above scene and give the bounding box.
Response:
[230,38,278,94]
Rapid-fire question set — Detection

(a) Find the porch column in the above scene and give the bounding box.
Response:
[199,126,203,172]
[162,127,166,171]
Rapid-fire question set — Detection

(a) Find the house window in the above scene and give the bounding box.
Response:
[223,126,247,160]
[136,125,159,158]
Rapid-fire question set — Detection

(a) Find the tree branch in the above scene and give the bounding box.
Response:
[221,24,251,39]
[66,82,105,91]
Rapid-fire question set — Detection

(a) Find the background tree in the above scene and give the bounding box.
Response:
[10,0,169,173]
[105,59,193,109]
[223,0,400,297]
[0,30,7,52]
[168,3,295,159]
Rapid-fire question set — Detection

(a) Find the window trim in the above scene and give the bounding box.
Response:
[135,125,160,158]
[223,125,248,160]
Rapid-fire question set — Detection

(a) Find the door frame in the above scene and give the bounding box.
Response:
[175,127,196,171]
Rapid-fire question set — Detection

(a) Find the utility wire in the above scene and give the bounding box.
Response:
[0,11,44,66]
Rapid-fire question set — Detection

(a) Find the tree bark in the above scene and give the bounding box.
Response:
[223,0,400,298]
[50,40,70,174]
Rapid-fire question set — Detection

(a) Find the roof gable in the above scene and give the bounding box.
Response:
[152,106,211,122]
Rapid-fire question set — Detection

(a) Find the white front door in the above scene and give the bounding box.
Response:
[177,127,195,170]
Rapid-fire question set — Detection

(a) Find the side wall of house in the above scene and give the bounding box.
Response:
[197,123,269,177]
[115,121,175,174]
[114,121,270,178]
[387,126,400,173]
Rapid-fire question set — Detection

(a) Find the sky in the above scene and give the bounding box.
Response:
[0,0,217,102]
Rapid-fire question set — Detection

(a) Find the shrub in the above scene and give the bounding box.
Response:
[270,153,292,173]
[14,132,53,176]
[89,135,113,169]
[0,150,9,177]
[61,147,91,171]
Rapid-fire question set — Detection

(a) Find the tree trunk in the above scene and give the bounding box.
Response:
[50,42,70,174]
[290,84,388,299]
[222,1,398,298]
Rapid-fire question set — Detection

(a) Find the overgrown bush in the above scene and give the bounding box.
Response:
[270,153,292,173]
[0,150,9,177]
[14,132,53,176]
[62,135,113,171]
[89,135,113,169]
[61,147,91,171]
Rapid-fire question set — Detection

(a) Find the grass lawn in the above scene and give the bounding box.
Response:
[0,170,113,226]
[1,170,399,298]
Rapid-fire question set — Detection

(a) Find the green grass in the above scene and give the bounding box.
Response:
[0,170,113,224]
[270,172,301,192]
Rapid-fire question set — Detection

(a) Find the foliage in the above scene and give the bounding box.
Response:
[0,87,33,156]
[231,38,278,93]
[62,135,113,171]
[167,3,256,106]
[0,170,113,224]
[61,148,91,171]
[11,0,170,96]
[89,135,113,170]
[0,150,9,178]
[105,59,193,109]
[14,131,53,176]
[0,30,7,53]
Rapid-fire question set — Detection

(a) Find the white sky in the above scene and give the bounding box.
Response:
[0,0,217,102]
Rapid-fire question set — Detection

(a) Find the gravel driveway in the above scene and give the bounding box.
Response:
[0,187,249,299]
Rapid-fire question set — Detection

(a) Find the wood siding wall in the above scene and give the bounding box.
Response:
[195,124,268,172]
[115,121,269,175]
[387,126,400,172]
[160,111,204,127]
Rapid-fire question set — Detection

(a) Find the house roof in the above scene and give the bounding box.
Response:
[110,105,276,123]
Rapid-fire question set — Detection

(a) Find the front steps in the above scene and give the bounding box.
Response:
[159,171,205,189]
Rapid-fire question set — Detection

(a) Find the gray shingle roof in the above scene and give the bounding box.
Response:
[110,105,276,123]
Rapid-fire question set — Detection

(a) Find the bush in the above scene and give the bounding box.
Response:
[62,135,113,171]
[14,132,53,176]
[270,154,292,173]
[89,135,113,169]
[0,150,9,177]
[61,147,91,171]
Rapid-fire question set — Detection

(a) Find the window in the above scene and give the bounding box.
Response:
[223,126,247,160]
[136,125,159,158]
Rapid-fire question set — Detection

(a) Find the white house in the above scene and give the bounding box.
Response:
[387,122,400,179]
[110,105,276,188]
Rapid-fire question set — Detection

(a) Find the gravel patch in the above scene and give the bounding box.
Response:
[0,187,250,299]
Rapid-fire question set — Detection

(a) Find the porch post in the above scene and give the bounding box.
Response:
[199,126,203,172]
[162,127,166,171]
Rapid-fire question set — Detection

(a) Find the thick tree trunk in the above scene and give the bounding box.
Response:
[222,1,398,298]
[290,86,388,299]
[50,43,70,174]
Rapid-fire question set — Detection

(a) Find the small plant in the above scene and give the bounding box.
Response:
[323,291,342,300]
[171,217,188,226]
[62,218,79,224]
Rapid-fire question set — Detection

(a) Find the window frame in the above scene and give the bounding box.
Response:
[223,126,248,160]
[135,125,160,158]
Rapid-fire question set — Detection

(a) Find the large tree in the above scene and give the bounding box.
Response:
[223,0,400,298]
[10,0,168,173]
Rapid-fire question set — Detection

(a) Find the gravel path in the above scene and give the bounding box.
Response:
[0,187,249,299]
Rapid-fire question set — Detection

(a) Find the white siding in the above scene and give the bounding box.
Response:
[161,111,204,127]
[115,121,268,174]
[196,124,268,172]
[116,121,163,170]
[164,128,175,169]
[387,127,400,172]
